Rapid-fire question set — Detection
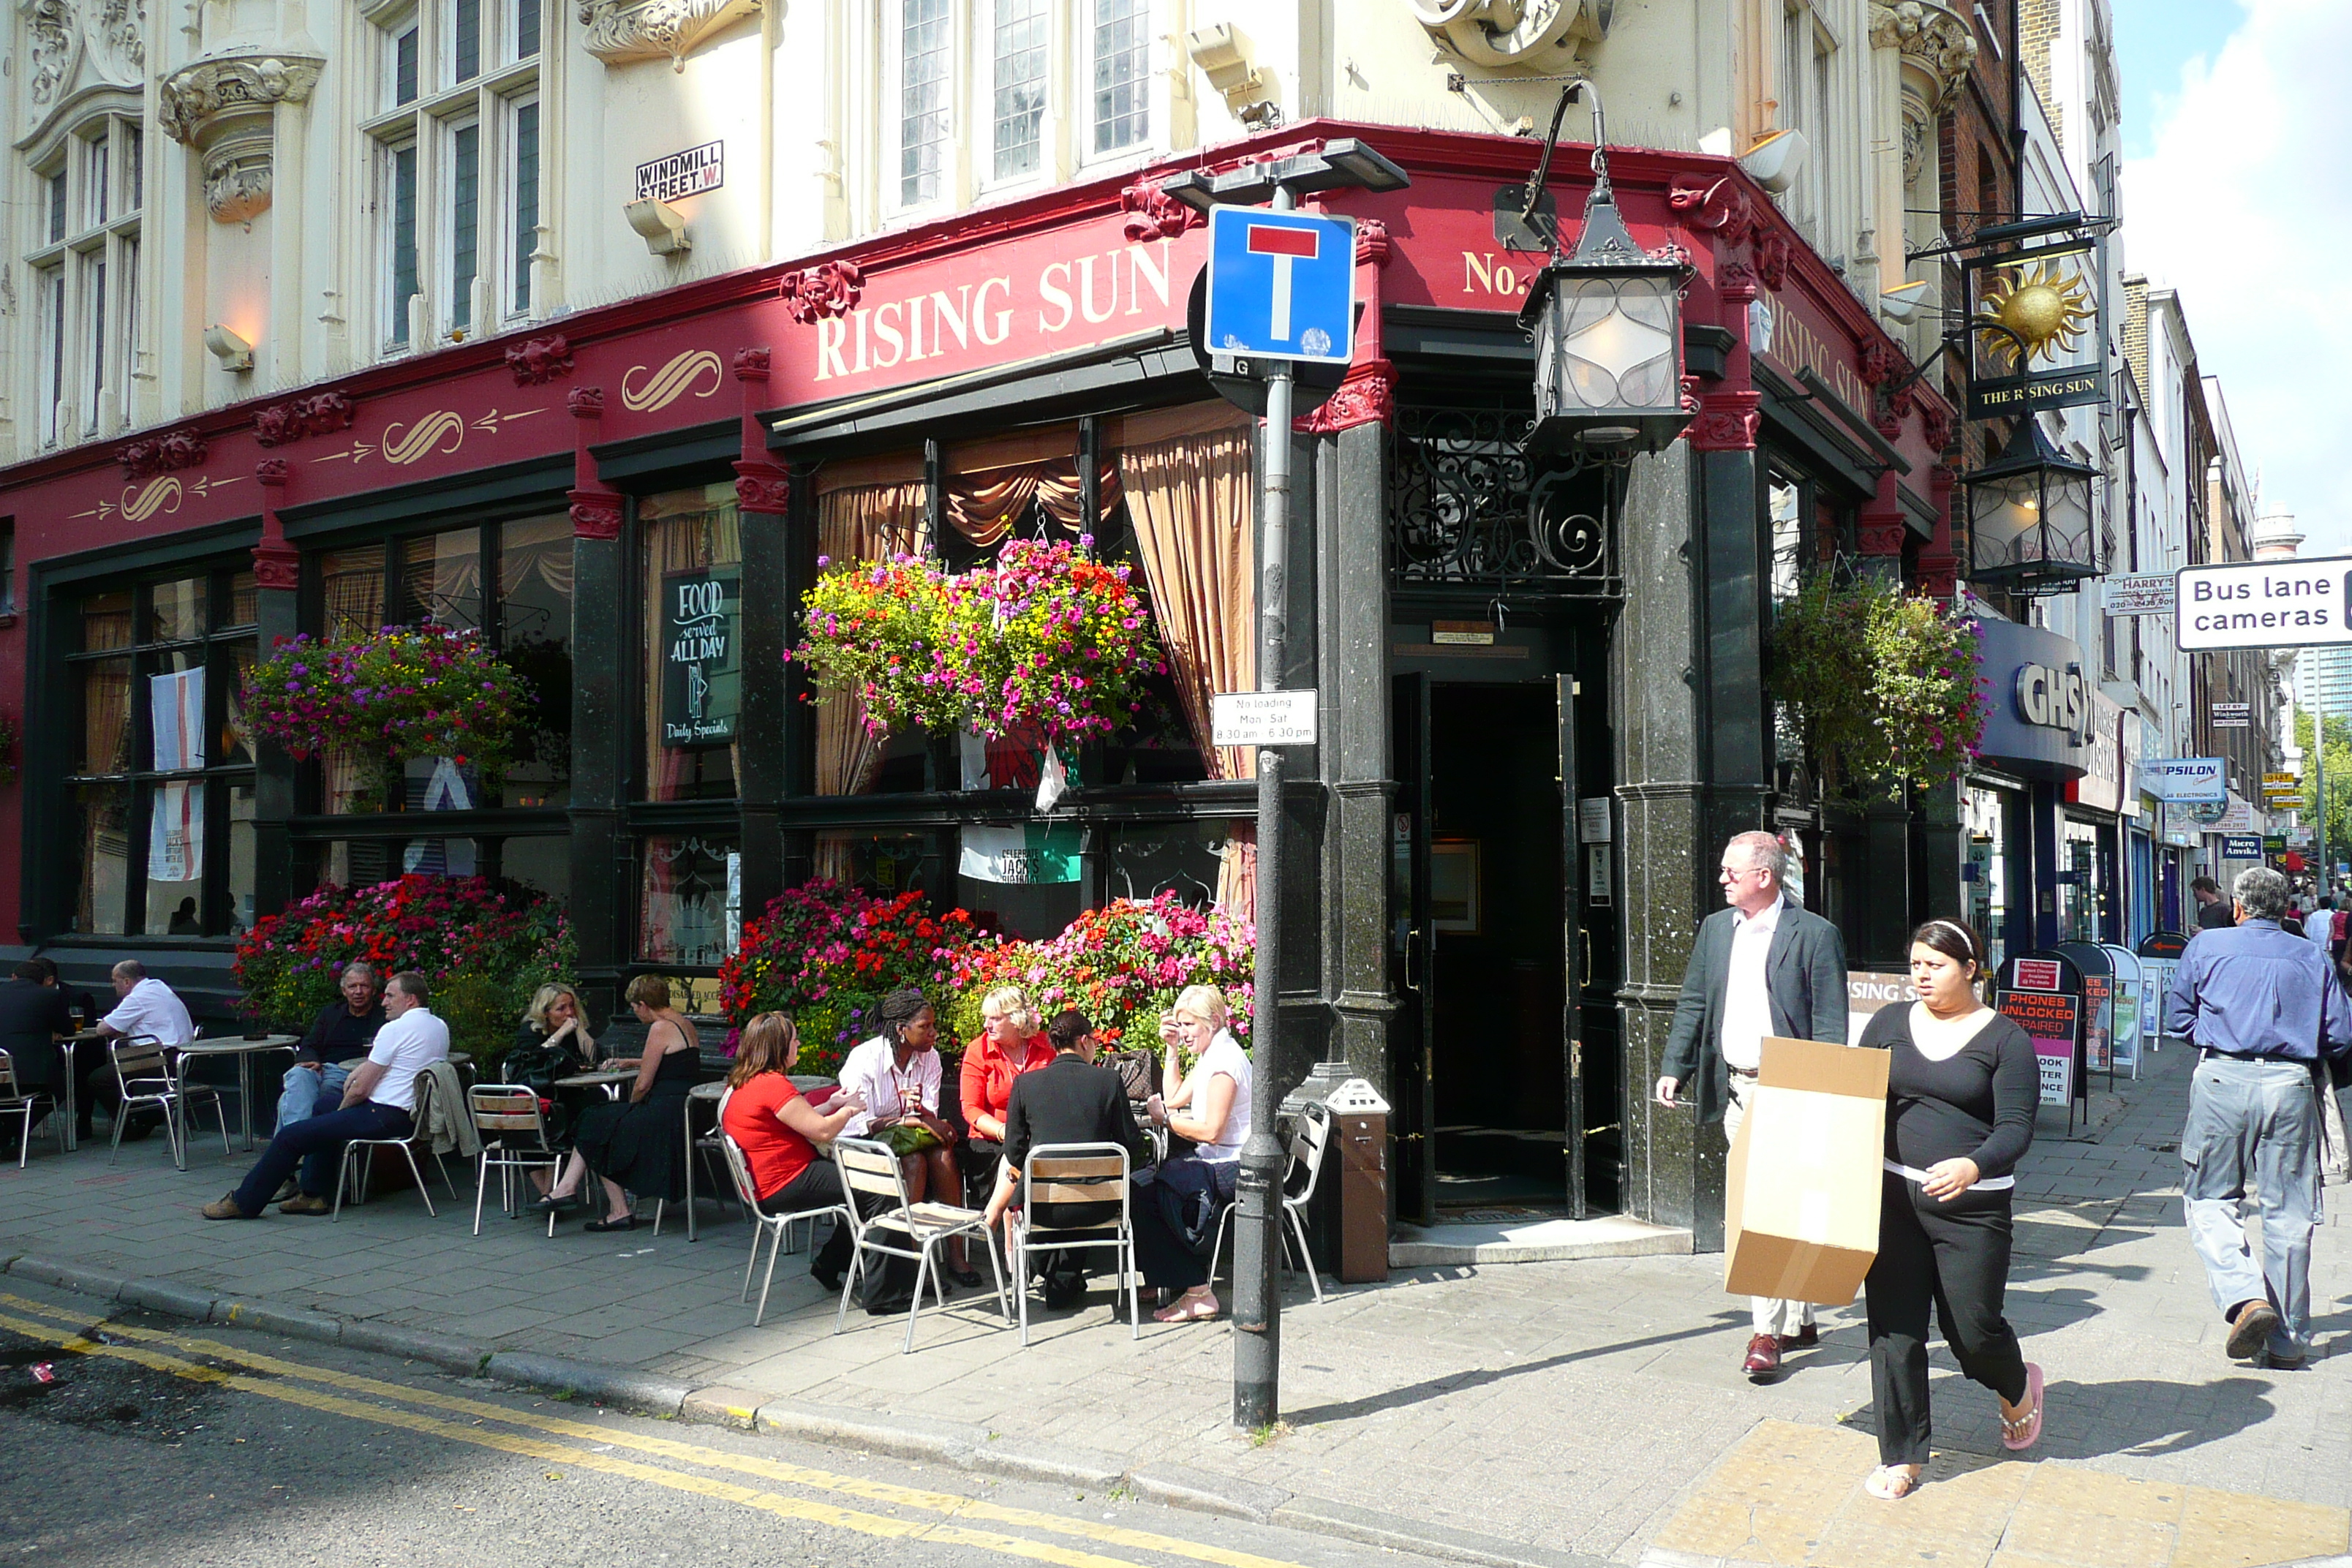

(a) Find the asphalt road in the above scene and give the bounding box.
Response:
[0,1283,1435,1568]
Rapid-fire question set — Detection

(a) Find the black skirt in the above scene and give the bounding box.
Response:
[574,1079,696,1202]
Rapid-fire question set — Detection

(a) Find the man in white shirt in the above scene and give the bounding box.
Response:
[205,970,449,1220]
[1655,831,1850,1379]
[97,960,196,1048]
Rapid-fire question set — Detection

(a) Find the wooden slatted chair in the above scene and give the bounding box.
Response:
[468,1085,564,1236]
[1004,1142,1138,1348]
[829,1135,1009,1354]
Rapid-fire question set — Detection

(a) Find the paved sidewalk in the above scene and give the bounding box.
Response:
[3,1038,2345,1566]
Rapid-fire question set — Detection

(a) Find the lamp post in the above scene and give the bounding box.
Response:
[1161,138,1410,1433]
[1515,80,1695,456]
[1962,417,2100,597]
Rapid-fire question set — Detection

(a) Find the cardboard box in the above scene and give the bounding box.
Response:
[1723,1036,1889,1307]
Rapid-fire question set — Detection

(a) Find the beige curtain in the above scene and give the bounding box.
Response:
[1215,821,1256,925]
[813,467,931,794]
[1113,404,1258,783]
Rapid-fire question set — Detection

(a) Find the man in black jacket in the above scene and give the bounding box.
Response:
[0,960,72,1131]
[1656,830,1850,1377]
[277,962,385,1134]
[982,1009,1154,1308]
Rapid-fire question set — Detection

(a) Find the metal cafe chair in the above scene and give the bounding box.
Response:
[0,1049,69,1169]
[1003,1142,1139,1348]
[829,1136,1009,1354]
[108,1034,229,1171]
[1207,1099,1335,1305]
[712,1099,849,1327]
[467,1085,565,1237]
[331,1069,449,1219]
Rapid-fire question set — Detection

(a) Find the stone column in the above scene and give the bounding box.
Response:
[731,349,788,927]
[1300,219,1400,1097]
[250,459,301,919]
[564,389,628,1020]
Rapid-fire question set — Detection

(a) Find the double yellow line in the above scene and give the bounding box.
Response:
[0,1293,1302,1568]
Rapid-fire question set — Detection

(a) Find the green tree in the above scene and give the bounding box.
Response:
[2291,710,2352,872]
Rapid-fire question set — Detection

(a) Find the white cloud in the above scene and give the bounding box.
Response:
[2120,0,2352,551]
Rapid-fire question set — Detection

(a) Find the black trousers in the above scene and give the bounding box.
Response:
[758,1162,916,1305]
[1865,1170,2029,1466]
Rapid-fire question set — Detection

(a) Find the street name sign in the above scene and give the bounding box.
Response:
[1213,690,1319,747]
[1204,208,1357,364]
[2106,572,2176,616]
[2176,555,2352,650]
[2141,756,2226,803]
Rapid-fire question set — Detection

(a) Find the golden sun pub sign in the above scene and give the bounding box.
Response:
[1964,240,2106,419]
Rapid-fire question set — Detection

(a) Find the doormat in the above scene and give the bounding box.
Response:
[1434,1205,1567,1224]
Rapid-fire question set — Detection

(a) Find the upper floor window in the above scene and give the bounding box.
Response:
[366,0,543,350]
[26,114,143,446]
[892,0,1161,213]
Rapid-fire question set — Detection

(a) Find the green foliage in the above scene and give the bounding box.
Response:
[1771,576,1989,800]
[2291,710,2352,860]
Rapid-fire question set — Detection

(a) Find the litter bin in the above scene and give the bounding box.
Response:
[1324,1077,1391,1283]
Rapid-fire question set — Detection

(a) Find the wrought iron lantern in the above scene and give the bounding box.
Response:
[1517,82,1694,456]
[1964,418,2099,595]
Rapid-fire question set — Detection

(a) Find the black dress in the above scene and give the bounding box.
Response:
[573,1046,701,1203]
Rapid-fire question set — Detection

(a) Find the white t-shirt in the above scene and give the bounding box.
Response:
[366,1008,451,1112]
[102,977,195,1049]
[1186,1030,1253,1165]
[835,1036,941,1139]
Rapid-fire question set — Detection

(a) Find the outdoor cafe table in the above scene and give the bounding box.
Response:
[178,1036,301,1150]
[679,1075,843,1241]
[553,1069,635,1096]
[54,1030,108,1152]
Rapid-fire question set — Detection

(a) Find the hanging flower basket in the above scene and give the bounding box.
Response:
[242,625,532,784]
[789,537,1164,746]
[1770,576,1988,799]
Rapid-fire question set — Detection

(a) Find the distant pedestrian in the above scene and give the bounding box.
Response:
[1859,919,2043,1501]
[2191,875,2235,931]
[2164,867,2352,1366]
[2309,896,2337,963]
[1656,830,1849,1378]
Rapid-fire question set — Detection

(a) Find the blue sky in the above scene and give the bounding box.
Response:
[2112,0,2239,158]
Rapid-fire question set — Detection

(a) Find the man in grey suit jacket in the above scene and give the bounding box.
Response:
[1654,830,1849,1377]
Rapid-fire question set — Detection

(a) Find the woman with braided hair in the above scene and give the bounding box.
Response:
[836,986,980,1290]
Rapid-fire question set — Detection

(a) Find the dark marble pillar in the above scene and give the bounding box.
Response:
[250,460,301,920]
[565,388,627,1021]
[732,349,787,925]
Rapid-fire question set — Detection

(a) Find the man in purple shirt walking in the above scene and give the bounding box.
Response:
[2165,867,2352,1367]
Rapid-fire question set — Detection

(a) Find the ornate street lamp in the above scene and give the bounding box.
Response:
[1517,81,1694,454]
[1964,417,2099,595]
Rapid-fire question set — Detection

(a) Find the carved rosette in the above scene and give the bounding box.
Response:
[734,461,790,514]
[505,333,576,386]
[578,0,761,70]
[1411,0,1608,74]
[1689,391,1763,453]
[118,427,209,478]
[254,391,355,448]
[780,260,863,325]
[1119,182,1202,243]
[157,52,323,224]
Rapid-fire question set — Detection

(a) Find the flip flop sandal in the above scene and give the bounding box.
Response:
[1864,1466,1922,1501]
[2000,1361,2045,1451]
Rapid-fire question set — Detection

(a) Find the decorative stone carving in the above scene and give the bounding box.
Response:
[1669,177,1757,248]
[1858,518,1910,555]
[568,489,624,540]
[1870,2,1978,112]
[733,461,791,513]
[505,333,576,386]
[1921,400,1955,453]
[157,52,322,224]
[118,427,208,477]
[1688,391,1762,453]
[253,391,355,447]
[1409,0,1608,75]
[1120,181,1201,243]
[577,0,761,70]
[1355,218,1393,268]
[1750,230,1790,291]
[780,260,863,324]
[23,0,145,133]
[1295,361,1395,436]
[567,386,606,418]
[732,347,771,380]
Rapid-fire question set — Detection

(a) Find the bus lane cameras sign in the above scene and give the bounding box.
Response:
[2176,557,2352,650]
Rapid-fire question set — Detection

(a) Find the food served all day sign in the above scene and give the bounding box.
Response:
[660,569,739,746]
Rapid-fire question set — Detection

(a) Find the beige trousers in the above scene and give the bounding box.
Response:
[1724,1071,1816,1339]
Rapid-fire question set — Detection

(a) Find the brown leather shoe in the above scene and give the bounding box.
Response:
[2225,1301,2279,1360]
[1743,1333,1784,1376]
[1779,1324,1820,1350]
[201,1194,255,1221]
[277,1194,331,1215]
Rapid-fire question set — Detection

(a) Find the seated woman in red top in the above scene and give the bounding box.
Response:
[720,1012,867,1292]
[959,984,1056,1192]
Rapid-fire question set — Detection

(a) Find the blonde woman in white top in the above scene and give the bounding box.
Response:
[1135,984,1253,1322]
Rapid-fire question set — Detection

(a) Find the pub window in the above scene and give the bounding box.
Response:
[0,524,15,615]
[895,0,954,207]
[990,0,1049,182]
[640,483,741,803]
[60,569,260,937]
[315,512,572,815]
[25,112,143,444]
[364,0,543,349]
[638,832,739,968]
[1088,0,1151,156]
